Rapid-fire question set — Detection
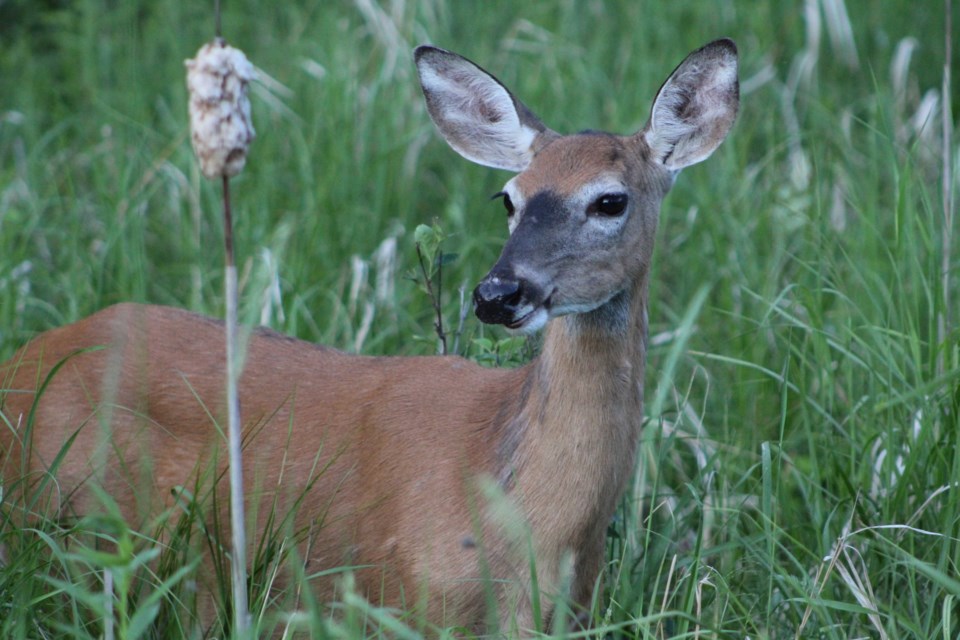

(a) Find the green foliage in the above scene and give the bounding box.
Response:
[1,0,958,638]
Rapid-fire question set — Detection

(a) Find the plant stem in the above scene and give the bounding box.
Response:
[415,242,447,354]
[939,0,954,376]
[223,174,249,636]
[104,569,114,640]
[452,284,469,356]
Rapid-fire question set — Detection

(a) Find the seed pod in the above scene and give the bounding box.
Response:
[185,39,256,179]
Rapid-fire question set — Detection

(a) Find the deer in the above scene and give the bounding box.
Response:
[0,39,738,634]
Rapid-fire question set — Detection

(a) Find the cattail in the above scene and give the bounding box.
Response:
[185,38,256,179]
[185,36,256,635]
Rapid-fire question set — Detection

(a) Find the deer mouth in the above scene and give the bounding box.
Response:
[504,309,534,330]
[474,274,553,333]
[504,307,549,334]
[503,290,553,333]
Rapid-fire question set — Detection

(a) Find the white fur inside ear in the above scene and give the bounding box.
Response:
[646,80,697,162]
[418,56,538,171]
[644,48,738,170]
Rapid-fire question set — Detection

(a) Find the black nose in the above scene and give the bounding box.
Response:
[473,276,523,325]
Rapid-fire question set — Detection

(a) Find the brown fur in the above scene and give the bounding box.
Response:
[0,301,635,630]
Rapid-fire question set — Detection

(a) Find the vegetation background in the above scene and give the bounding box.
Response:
[0,0,957,637]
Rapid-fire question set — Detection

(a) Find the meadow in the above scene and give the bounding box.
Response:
[0,0,957,637]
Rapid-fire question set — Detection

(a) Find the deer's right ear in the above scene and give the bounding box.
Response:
[415,46,553,172]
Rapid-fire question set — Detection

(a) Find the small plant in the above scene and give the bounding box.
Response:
[412,222,465,355]
[469,335,530,368]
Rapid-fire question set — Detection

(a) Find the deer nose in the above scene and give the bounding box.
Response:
[473,276,523,325]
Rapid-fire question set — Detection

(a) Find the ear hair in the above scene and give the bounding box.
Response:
[415,46,553,172]
[641,39,740,171]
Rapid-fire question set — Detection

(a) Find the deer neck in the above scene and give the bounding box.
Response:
[498,272,649,524]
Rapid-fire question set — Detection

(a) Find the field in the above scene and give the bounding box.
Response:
[0,0,958,637]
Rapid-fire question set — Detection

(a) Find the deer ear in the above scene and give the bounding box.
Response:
[640,38,739,171]
[415,46,554,172]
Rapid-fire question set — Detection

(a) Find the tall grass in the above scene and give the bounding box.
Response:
[1,0,957,637]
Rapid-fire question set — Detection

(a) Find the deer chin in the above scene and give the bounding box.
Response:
[503,290,614,334]
[504,306,549,335]
[548,289,623,319]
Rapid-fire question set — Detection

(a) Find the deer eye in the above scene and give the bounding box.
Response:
[493,191,516,218]
[588,193,628,217]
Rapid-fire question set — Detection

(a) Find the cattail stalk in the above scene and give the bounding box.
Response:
[186,38,256,636]
[222,174,248,636]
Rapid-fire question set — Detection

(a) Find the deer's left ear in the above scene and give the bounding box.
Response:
[415,45,556,172]
[640,38,739,171]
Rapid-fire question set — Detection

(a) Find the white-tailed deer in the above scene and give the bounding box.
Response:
[0,40,738,633]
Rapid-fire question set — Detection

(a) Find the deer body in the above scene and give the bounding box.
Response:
[0,40,738,632]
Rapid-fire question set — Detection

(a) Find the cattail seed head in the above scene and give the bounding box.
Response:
[185,39,256,179]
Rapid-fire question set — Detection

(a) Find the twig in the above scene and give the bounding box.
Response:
[416,242,447,354]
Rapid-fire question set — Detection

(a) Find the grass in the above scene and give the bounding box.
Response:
[1,0,958,637]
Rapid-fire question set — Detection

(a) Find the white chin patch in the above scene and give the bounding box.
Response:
[549,292,618,318]
[505,307,549,335]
